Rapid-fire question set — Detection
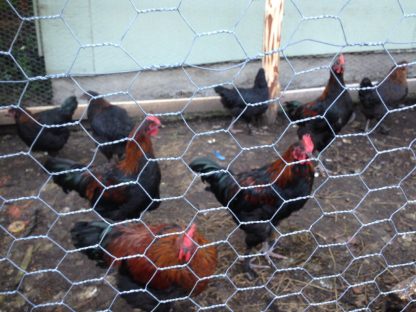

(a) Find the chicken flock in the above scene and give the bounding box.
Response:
[6,55,411,311]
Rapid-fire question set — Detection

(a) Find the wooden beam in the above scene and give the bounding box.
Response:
[1,79,415,126]
[262,0,285,124]
[0,96,224,126]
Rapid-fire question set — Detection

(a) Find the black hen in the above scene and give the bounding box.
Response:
[214,68,269,134]
[8,96,78,155]
[358,62,408,134]
[85,90,134,161]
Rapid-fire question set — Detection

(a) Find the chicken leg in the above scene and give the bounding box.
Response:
[243,248,260,280]
[229,117,243,134]
[364,119,371,133]
[246,241,288,275]
[378,123,390,135]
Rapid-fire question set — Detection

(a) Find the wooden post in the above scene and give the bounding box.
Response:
[262,0,285,124]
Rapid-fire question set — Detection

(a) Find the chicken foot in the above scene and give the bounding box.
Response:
[364,118,389,135]
[246,241,288,273]
[229,117,244,134]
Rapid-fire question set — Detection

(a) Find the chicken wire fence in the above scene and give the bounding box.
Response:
[0,0,416,311]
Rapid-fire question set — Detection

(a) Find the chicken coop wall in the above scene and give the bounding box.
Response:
[1,1,415,106]
[37,0,415,75]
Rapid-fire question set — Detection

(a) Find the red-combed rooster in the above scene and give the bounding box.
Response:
[189,134,315,278]
[283,54,354,153]
[44,116,161,221]
[7,96,78,155]
[359,61,408,134]
[71,222,217,312]
[84,90,134,161]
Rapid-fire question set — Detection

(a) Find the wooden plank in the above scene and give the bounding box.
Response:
[0,96,224,125]
[1,79,415,126]
[262,0,285,124]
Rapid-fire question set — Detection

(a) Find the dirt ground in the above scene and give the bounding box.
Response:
[0,105,415,312]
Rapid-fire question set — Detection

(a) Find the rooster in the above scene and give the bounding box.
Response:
[71,221,217,312]
[283,54,354,153]
[85,90,134,161]
[214,68,269,134]
[358,61,408,134]
[189,134,315,278]
[44,116,161,221]
[7,96,78,155]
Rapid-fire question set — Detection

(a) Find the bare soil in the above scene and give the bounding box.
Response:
[0,107,415,312]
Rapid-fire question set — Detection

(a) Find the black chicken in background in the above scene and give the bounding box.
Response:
[7,96,78,155]
[84,90,134,161]
[358,61,408,134]
[214,68,269,134]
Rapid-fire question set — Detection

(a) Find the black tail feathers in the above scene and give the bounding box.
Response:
[254,68,267,89]
[60,96,78,119]
[189,157,229,185]
[44,157,88,195]
[70,221,111,266]
[360,77,373,88]
[283,100,303,120]
[358,77,375,104]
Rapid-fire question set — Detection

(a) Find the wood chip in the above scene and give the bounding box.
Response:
[8,221,27,233]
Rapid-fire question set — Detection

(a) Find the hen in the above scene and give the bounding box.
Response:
[71,221,217,312]
[214,68,269,134]
[283,54,354,153]
[189,134,315,278]
[85,90,134,161]
[358,61,408,134]
[44,116,161,221]
[8,96,78,155]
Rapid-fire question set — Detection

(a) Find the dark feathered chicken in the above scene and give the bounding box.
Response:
[358,62,408,134]
[189,134,315,278]
[283,54,354,153]
[85,90,134,161]
[71,221,217,312]
[44,116,161,221]
[214,68,269,134]
[7,96,78,155]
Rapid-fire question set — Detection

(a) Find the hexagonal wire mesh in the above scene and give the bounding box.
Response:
[0,0,416,311]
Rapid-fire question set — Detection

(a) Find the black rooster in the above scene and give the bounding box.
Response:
[190,134,315,278]
[44,116,161,221]
[283,54,354,153]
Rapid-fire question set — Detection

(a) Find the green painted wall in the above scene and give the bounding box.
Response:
[37,0,416,75]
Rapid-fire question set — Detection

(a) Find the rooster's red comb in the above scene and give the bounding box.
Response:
[183,223,197,248]
[338,54,345,65]
[145,115,161,126]
[301,134,314,153]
